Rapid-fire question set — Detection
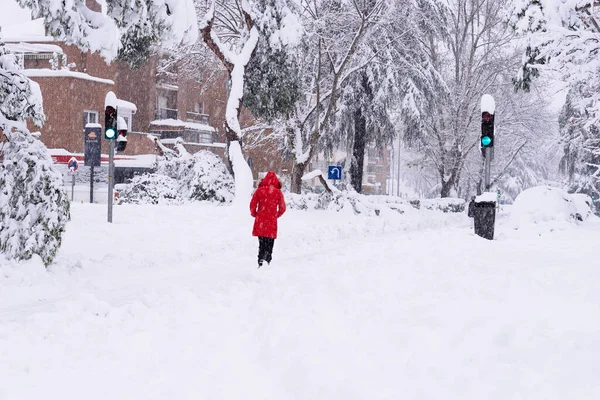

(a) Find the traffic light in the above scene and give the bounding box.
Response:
[104,105,118,140]
[116,116,128,152]
[481,111,495,148]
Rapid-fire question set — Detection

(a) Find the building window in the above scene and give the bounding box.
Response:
[83,110,98,130]
[194,102,201,113]
[367,148,380,159]
[199,132,212,143]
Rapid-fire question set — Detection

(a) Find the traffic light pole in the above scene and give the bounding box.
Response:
[484,147,492,191]
[480,94,495,192]
[105,91,118,224]
[108,139,114,223]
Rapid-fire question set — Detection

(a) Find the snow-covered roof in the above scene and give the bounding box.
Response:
[3,35,56,43]
[47,149,157,167]
[47,148,75,156]
[1,18,48,40]
[23,69,114,85]
[151,118,186,127]
[151,119,215,132]
[114,154,157,168]
[184,120,216,132]
[117,99,137,112]
[4,42,63,55]
[159,139,226,148]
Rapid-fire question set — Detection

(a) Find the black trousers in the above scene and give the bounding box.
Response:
[258,236,275,264]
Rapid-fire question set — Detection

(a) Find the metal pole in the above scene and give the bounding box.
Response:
[90,166,94,203]
[389,145,395,196]
[484,147,492,191]
[71,172,75,201]
[108,140,114,223]
[396,138,401,197]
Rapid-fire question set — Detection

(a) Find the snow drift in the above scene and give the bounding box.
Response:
[511,186,596,229]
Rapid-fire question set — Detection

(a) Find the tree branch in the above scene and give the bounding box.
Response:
[200,4,234,73]
[489,141,528,187]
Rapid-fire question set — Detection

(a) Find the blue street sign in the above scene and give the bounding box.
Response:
[328,165,342,180]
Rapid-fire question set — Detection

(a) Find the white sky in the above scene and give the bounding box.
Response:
[0,0,32,28]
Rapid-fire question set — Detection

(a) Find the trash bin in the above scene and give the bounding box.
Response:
[473,201,496,240]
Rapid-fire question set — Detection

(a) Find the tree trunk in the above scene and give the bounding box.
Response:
[350,109,366,193]
[440,171,457,198]
[200,10,258,204]
[291,162,306,194]
[440,180,453,198]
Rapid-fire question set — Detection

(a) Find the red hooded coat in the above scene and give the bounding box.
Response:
[250,171,286,238]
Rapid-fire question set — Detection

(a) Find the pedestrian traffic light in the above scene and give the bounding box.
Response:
[481,111,494,148]
[116,116,128,152]
[104,105,117,140]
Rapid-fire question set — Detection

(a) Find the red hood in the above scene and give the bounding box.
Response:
[259,171,280,188]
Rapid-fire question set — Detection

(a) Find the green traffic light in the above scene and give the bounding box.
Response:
[105,128,116,139]
[481,136,492,146]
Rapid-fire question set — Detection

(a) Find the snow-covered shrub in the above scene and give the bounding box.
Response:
[0,132,70,266]
[286,191,466,216]
[116,175,181,205]
[288,191,382,216]
[285,193,319,210]
[186,152,234,202]
[118,149,234,205]
[421,198,466,213]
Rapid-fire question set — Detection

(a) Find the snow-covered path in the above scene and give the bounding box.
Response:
[1,204,600,399]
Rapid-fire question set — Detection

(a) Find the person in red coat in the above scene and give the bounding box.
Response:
[250,171,286,267]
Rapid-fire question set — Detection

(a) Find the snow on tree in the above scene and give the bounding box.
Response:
[511,0,600,123]
[0,43,70,266]
[511,0,600,198]
[243,0,302,123]
[321,0,442,193]
[197,0,302,204]
[118,140,234,205]
[400,0,557,198]
[17,0,198,63]
[277,0,390,194]
[558,88,600,200]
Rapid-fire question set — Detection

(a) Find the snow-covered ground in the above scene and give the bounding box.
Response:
[1,202,600,399]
